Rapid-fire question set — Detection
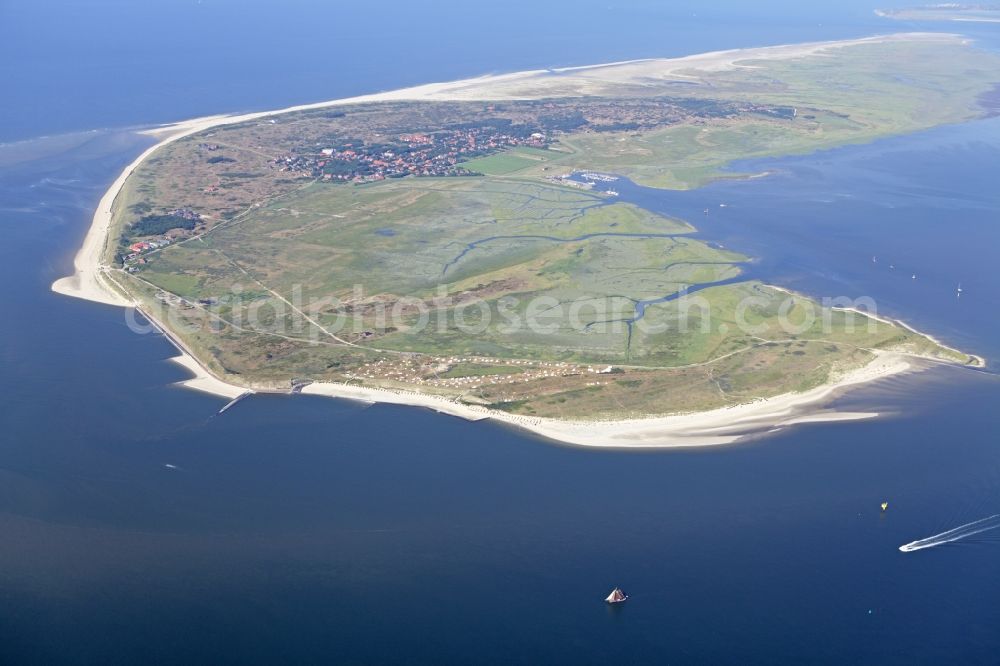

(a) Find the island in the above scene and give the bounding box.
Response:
[54,33,995,446]
[877,5,1000,23]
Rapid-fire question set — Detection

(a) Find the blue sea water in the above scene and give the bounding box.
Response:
[1,2,1000,663]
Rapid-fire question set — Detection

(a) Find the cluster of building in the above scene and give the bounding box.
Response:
[258,98,796,186]
[121,208,202,268]
[339,355,622,392]
[127,238,172,255]
[169,207,201,222]
[122,237,173,271]
[271,125,550,183]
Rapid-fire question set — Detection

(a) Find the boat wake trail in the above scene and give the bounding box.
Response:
[899,514,1000,552]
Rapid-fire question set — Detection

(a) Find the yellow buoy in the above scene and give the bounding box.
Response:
[881,502,889,512]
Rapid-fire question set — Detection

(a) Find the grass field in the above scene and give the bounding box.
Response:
[509,41,1000,189]
[459,147,561,175]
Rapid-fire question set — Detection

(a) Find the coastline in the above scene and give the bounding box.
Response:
[766,284,987,369]
[831,306,988,369]
[302,350,914,448]
[876,9,1000,25]
[51,32,979,448]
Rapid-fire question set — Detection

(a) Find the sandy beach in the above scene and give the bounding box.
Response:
[51,32,971,448]
[300,350,914,448]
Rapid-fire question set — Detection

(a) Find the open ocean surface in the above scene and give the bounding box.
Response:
[1,1,999,663]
